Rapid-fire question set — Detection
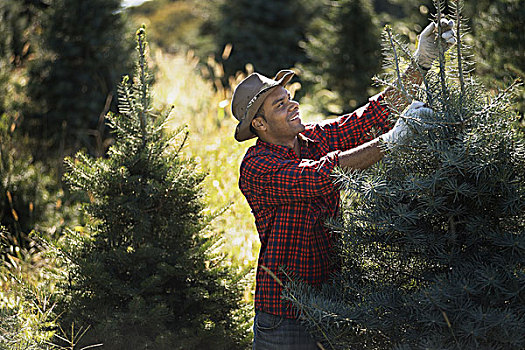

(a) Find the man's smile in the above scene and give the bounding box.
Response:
[289,111,301,122]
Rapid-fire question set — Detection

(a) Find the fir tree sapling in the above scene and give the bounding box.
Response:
[60,27,249,350]
[284,1,525,349]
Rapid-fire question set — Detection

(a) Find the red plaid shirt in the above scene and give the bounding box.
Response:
[239,93,391,318]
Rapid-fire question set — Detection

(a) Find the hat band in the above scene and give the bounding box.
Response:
[242,82,277,121]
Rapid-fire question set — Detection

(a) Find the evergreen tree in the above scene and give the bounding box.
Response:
[285,2,525,349]
[59,27,249,350]
[300,0,382,112]
[25,0,133,159]
[215,0,311,80]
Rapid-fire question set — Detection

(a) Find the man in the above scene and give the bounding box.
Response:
[231,19,456,349]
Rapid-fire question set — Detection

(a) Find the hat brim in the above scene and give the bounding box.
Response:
[234,70,295,142]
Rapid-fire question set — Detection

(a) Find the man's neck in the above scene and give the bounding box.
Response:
[292,137,301,157]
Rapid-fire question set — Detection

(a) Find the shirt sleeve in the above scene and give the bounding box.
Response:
[304,92,391,152]
[240,151,341,206]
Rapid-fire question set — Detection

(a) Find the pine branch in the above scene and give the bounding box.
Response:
[261,265,337,350]
[117,76,133,116]
[385,25,411,103]
[433,0,448,97]
[117,76,138,122]
[136,26,148,147]
[387,28,433,104]
[453,0,465,97]
[423,290,461,347]
[471,79,523,119]
[175,129,189,156]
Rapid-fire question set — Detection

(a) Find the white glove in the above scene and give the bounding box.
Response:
[403,100,434,120]
[381,101,434,149]
[414,19,456,69]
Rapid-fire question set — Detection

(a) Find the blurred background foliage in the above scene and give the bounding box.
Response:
[24,0,135,163]
[299,0,383,112]
[0,0,523,348]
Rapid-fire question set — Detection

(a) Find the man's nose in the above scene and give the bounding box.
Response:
[288,100,299,110]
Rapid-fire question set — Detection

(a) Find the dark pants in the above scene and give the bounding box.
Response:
[252,311,320,350]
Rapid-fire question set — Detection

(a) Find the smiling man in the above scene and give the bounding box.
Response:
[232,19,455,350]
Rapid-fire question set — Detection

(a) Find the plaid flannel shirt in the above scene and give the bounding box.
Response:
[239,93,391,318]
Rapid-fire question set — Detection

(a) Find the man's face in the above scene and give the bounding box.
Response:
[257,86,305,142]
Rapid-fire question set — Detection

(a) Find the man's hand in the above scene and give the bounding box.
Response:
[381,101,434,149]
[415,19,456,70]
[338,102,434,169]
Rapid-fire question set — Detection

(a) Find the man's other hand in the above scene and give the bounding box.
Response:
[381,101,434,149]
[415,18,456,70]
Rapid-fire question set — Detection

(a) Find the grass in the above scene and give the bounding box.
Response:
[0,243,58,349]
[150,50,260,291]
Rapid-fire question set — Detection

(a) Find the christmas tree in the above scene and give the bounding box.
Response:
[215,0,310,79]
[59,27,249,350]
[300,0,382,111]
[285,2,525,349]
[26,0,133,158]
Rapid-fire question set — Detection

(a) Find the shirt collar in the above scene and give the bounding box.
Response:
[298,133,318,145]
[255,138,295,158]
[254,133,318,158]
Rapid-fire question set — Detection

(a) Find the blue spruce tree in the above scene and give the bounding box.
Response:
[285,2,525,349]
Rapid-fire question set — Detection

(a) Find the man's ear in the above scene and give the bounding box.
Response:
[252,116,266,132]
